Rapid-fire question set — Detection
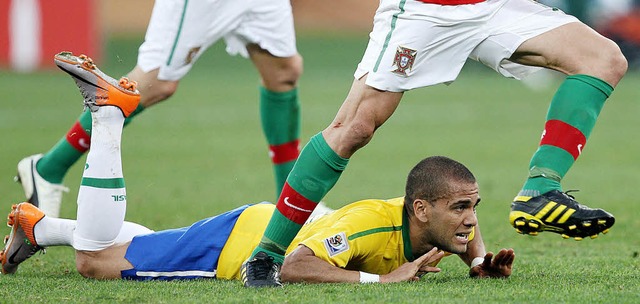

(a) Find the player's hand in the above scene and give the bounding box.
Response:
[381,247,445,283]
[469,248,515,278]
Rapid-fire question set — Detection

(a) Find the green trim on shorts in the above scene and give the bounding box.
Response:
[373,0,407,72]
[166,0,190,66]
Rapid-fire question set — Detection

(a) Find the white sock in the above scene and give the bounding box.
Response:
[34,218,153,247]
[73,107,127,251]
[114,222,154,244]
[33,216,76,246]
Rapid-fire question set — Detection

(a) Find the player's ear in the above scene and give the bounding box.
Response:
[413,199,430,222]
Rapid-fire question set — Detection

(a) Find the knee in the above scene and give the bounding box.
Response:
[595,40,628,86]
[264,54,303,91]
[75,252,100,279]
[326,119,376,157]
[138,80,179,108]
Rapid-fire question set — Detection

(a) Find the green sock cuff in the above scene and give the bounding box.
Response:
[260,86,298,100]
[567,74,613,98]
[309,133,349,171]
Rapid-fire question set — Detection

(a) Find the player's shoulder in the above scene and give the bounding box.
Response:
[339,197,404,222]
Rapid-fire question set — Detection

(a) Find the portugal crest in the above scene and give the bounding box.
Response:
[392,46,417,76]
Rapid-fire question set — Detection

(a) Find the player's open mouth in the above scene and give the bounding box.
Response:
[455,233,470,242]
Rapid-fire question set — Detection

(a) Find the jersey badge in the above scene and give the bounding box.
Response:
[392,45,417,76]
[185,46,201,65]
[323,232,349,256]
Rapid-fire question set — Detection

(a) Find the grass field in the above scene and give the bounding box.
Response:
[1,34,639,303]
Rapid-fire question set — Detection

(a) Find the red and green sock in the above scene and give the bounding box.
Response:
[520,74,613,197]
[259,87,301,198]
[35,104,145,184]
[252,133,348,263]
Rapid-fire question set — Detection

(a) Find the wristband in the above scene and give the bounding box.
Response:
[359,271,380,283]
[470,257,484,268]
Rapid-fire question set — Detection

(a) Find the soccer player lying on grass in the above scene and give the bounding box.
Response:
[0,63,514,283]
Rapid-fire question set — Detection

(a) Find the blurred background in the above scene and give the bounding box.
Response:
[2,0,639,72]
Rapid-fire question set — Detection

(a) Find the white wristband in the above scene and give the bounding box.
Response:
[470,257,484,268]
[359,271,380,283]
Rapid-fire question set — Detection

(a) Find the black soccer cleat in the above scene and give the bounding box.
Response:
[240,251,282,288]
[509,190,615,240]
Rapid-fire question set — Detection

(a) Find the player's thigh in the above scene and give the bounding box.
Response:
[513,22,626,85]
[469,0,578,79]
[137,0,245,81]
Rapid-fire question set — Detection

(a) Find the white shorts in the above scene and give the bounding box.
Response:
[137,0,297,81]
[355,0,579,92]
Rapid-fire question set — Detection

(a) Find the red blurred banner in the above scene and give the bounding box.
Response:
[0,0,100,72]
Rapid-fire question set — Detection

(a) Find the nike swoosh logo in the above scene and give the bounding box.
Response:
[79,138,90,149]
[284,197,313,213]
[57,66,107,91]
[7,242,23,264]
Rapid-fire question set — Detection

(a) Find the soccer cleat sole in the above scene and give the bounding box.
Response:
[509,210,614,240]
[54,51,140,117]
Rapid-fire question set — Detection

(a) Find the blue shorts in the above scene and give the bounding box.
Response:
[121,204,251,281]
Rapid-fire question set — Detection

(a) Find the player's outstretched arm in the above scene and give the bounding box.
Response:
[281,245,444,283]
[468,248,515,278]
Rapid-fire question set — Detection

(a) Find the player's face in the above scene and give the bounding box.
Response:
[423,182,480,254]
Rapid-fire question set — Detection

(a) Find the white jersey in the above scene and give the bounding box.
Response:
[355,0,579,92]
[137,0,297,81]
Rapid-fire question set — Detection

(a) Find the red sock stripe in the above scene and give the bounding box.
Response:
[539,120,586,160]
[269,139,300,164]
[66,121,91,152]
[275,182,317,225]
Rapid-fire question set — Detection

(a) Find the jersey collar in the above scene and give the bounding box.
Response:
[402,207,415,262]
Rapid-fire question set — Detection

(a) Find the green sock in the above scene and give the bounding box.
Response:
[259,87,300,198]
[521,75,612,196]
[36,104,145,184]
[253,133,348,261]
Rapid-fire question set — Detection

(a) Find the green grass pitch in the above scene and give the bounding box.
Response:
[0,34,639,303]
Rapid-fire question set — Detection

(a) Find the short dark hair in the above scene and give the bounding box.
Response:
[404,156,476,215]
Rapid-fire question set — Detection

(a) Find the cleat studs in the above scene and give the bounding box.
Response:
[515,229,523,234]
[582,222,592,227]
[590,235,598,239]
[568,225,577,230]
[529,231,538,236]
[515,221,525,227]
[562,234,570,239]
[529,222,539,229]
[602,229,610,234]
[574,237,583,241]
[597,220,607,225]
